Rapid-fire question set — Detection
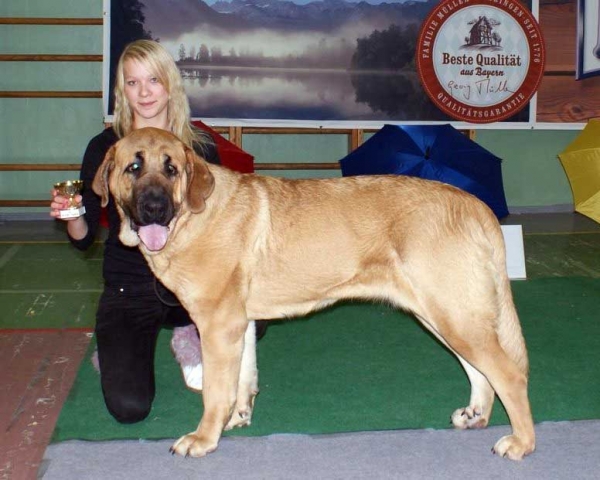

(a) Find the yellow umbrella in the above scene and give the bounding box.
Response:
[558,119,600,224]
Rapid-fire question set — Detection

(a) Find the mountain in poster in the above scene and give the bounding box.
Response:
[142,0,435,38]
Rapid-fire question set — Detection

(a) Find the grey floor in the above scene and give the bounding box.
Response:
[40,421,600,480]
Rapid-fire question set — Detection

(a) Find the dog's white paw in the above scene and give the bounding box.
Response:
[492,434,535,460]
[170,432,218,458]
[451,406,488,429]
[224,391,257,431]
[224,406,252,431]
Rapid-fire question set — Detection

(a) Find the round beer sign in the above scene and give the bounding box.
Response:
[416,0,545,123]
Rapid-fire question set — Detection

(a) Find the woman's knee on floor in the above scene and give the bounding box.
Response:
[103,390,153,424]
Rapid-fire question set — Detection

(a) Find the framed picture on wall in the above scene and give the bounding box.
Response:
[107,0,600,127]
[576,0,600,79]
[105,0,535,127]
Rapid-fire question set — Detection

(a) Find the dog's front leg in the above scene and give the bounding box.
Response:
[170,313,247,458]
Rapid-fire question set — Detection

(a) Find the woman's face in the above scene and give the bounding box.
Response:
[123,59,169,129]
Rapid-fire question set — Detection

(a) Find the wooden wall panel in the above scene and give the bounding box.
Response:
[537,76,600,122]
[537,0,600,122]
[540,0,577,72]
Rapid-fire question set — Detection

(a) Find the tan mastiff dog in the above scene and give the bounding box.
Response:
[93,127,535,460]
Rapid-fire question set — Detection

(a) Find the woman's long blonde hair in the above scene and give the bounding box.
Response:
[112,39,211,150]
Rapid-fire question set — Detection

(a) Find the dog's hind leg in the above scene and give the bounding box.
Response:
[457,338,535,460]
[451,356,495,429]
[483,358,534,460]
[225,321,259,431]
[415,309,535,460]
[410,317,495,430]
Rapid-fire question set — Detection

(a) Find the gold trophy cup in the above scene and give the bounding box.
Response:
[54,180,86,219]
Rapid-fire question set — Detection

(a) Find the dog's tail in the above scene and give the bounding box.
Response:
[485,216,529,376]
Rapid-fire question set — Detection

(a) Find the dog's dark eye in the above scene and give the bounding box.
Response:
[126,162,141,174]
[164,157,178,177]
[126,152,144,174]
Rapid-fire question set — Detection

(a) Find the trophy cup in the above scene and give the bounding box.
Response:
[54,180,86,219]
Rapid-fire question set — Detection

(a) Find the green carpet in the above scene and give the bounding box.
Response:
[0,243,101,330]
[51,277,600,442]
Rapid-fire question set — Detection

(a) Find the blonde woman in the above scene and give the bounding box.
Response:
[50,40,265,423]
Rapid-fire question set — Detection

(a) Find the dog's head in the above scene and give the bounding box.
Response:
[92,127,214,253]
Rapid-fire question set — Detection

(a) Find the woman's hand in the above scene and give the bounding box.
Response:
[49,189,83,221]
[49,189,89,240]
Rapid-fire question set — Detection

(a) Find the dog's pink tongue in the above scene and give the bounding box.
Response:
[137,224,169,251]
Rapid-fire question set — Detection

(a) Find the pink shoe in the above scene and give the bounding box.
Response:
[171,324,203,392]
[91,349,100,373]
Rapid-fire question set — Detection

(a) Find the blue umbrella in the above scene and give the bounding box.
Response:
[340,124,509,219]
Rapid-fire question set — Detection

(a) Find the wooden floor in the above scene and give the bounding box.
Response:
[1,220,97,480]
[0,213,599,480]
[0,330,91,480]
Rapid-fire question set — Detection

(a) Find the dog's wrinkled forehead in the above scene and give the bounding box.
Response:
[115,127,186,170]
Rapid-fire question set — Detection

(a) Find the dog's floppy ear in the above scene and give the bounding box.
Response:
[185,146,215,214]
[92,145,116,208]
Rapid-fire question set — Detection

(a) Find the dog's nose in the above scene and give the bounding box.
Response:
[136,186,173,226]
[141,198,166,222]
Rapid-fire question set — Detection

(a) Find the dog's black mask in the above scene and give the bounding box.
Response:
[132,184,174,227]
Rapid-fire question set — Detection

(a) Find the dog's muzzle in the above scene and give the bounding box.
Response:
[131,184,176,252]
[135,184,174,226]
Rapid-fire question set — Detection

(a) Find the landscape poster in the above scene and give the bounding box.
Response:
[106,0,535,127]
